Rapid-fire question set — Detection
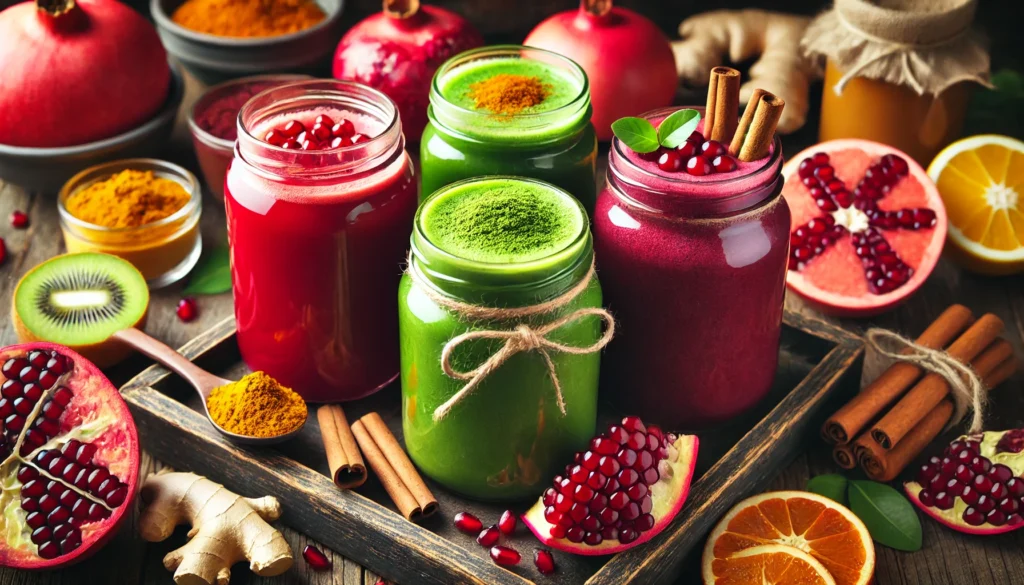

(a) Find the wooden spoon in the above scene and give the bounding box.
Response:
[112,328,306,445]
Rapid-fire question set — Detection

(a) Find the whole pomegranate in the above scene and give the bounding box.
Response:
[0,343,140,569]
[0,0,170,148]
[525,0,677,141]
[332,0,483,141]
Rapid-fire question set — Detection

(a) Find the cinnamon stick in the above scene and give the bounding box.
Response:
[352,413,437,521]
[856,350,1018,481]
[704,66,741,143]
[833,443,857,469]
[821,304,974,444]
[317,405,367,489]
[730,89,785,161]
[870,314,1004,448]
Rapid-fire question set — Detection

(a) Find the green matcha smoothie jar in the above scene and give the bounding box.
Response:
[400,176,609,501]
[421,46,598,212]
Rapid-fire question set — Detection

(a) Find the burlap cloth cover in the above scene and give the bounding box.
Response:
[802,0,991,95]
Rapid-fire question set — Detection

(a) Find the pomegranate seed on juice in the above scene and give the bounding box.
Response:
[489,545,521,567]
[314,114,335,128]
[302,544,332,571]
[453,511,482,534]
[330,136,351,149]
[498,509,517,534]
[281,120,305,137]
[712,155,737,173]
[264,130,286,146]
[685,156,712,176]
[10,210,29,229]
[657,150,683,173]
[332,119,355,138]
[176,298,199,322]
[700,140,726,158]
[311,124,333,141]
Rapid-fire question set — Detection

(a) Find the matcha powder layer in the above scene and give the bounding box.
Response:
[424,181,583,264]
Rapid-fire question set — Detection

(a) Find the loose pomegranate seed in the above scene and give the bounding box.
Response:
[685,156,712,176]
[657,150,683,173]
[0,237,6,266]
[302,544,332,571]
[534,549,556,574]
[498,509,517,535]
[176,298,199,322]
[10,210,29,229]
[489,545,521,567]
[453,511,482,535]
[477,525,500,547]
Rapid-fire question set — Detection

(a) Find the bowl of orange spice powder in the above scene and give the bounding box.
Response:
[151,0,343,83]
[58,159,202,288]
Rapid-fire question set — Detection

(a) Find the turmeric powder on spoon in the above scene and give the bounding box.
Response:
[207,371,307,438]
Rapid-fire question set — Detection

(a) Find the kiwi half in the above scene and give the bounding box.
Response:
[13,253,149,367]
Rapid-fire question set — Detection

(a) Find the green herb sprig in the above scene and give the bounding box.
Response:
[807,474,923,552]
[610,109,702,153]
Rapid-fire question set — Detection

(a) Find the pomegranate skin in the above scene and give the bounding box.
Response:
[332,5,483,142]
[525,3,676,141]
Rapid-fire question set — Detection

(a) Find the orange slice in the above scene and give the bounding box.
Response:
[702,491,874,585]
[928,135,1024,275]
[704,544,836,585]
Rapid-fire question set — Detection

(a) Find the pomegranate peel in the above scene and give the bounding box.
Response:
[782,139,947,317]
[905,429,1024,535]
[0,342,139,569]
[523,418,698,556]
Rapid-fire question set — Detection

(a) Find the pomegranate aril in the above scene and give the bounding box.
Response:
[88,502,109,521]
[581,515,601,532]
[31,526,52,544]
[642,467,660,485]
[700,140,726,158]
[961,485,980,506]
[2,358,27,378]
[618,468,639,487]
[19,366,39,383]
[963,507,986,526]
[280,139,300,150]
[42,399,63,420]
[498,509,517,535]
[999,497,1020,515]
[549,524,567,539]
[991,483,1010,501]
[477,525,500,547]
[490,545,521,566]
[685,156,712,176]
[1006,478,1024,498]
[587,471,607,491]
[37,370,58,389]
[281,120,305,137]
[569,503,587,523]
[176,297,199,322]
[18,465,38,483]
[813,166,834,182]
[61,529,82,554]
[676,141,697,158]
[26,511,47,529]
[988,464,1013,483]
[918,489,935,507]
[104,485,128,507]
[37,541,60,559]
[973,474,994,494]
[332,119,355,138]
[534,549,556,575]
[453,512,482,534]
[976,494,996,514]
[47,506,71,526]
[1,380,21,398]
[569,464,588,483]
[626,431,646,451]
[657,150,684,173]
[581,451,599,470]
[598,456,620,476]
[934,491,955,510]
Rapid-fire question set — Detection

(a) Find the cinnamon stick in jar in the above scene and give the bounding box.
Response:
[352,413,437,522]
[704,66,741,143]
[730,89,785,161]
[821,304,974,444]
[317,405,367,489]
[870,313,1004,449]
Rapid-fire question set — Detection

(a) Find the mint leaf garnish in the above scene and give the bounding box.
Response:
[611,117,659,153]
[657,109,701,149]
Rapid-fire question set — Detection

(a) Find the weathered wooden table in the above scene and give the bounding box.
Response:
[1,71,1022,585]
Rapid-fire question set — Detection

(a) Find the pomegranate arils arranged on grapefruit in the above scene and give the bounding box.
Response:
[907,430,1024,536]
[524,416,698,555]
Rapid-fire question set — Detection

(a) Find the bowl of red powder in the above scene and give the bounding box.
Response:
[188,74,310,199]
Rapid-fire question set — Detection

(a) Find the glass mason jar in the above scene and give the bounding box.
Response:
[400,177,602,501]
[593,107,790,428]
[421,45,598,212]
[226,80,417,403]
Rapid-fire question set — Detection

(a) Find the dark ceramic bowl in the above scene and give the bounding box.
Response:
[151,0,345,84]
[0,65,185,194]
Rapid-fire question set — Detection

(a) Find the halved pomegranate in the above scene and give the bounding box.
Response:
[782,139,947,317]
[0,343,139,569]
[906,429,1024,535]
[523,416,698,555]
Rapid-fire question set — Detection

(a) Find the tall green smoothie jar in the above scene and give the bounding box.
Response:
[421,46,598,212]
[400,177,606,501]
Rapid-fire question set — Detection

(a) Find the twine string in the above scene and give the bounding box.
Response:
[408,259,615,423]
[865,328,988,432]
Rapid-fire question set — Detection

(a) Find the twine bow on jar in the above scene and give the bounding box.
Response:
[408,258,615,422]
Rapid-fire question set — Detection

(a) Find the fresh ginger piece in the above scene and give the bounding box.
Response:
[673,9,813,134]
[139,471,294,585]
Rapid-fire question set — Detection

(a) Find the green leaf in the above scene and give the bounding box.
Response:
[657,109,701,149]
[611,117,660,153]
[807,474,848,506]
[848,480,922,551]
[183,246,232,295]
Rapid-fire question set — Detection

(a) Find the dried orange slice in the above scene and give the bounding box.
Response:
[704,544,836,585]
[928,135,1024,275]
[702,491,874,585]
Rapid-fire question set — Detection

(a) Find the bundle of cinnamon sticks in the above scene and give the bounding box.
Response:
[705,66,785,162]
[318,405,437,522]
[822,304,1018,482]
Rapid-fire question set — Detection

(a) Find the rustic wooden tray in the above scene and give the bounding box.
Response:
[120,309,862,585]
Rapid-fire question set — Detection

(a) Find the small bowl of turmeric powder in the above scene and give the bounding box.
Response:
[151,0,344,84]
[58,159,202,289]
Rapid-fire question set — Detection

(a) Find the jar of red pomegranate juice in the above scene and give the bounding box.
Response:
[226,80,417,402]
[421,45,597,211]
[400,177,603,501]
[593,107,790,428]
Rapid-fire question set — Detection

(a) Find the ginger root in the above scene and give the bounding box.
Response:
[673,9,814,134]
[139,471,293,585]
